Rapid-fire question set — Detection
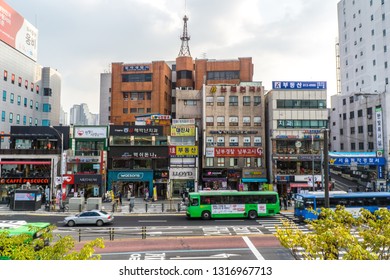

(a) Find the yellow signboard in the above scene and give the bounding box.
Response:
[171,125,196,136]
[170,146,198,157]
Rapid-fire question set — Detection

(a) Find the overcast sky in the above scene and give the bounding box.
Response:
[5,0,340,114]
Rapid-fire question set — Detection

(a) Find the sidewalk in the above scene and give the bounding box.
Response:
[0,197,186,216]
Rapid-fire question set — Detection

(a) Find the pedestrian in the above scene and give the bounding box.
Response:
[348,187,352,193]
[283,195,288,210]
[144,188,149,201]
[118,191,122,205]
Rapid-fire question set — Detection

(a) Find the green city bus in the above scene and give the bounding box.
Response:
[186,191,280,219]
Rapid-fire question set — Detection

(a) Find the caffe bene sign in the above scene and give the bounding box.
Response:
[169,168,196,180]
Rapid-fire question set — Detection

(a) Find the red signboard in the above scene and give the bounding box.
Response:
[214,147,262,157]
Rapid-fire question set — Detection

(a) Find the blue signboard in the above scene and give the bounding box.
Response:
[272,81,327,90]
[330,157,386,166]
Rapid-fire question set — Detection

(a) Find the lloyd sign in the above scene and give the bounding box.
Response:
[169,168,196,180]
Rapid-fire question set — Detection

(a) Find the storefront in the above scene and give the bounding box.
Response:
[202,169,227,190]
[242,168,268,191]
[107,170,154,199]
[153,170,169,199]
[227,169,242,190]
[169,167,196,199]
[63,174,103,199]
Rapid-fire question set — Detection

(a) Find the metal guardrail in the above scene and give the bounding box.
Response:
[75,226,150,242]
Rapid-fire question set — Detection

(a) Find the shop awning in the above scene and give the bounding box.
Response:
[242,178,268,183]
[290,183,310,188]
[0,161,51,165]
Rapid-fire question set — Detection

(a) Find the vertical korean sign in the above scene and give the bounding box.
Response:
[375,107,384,152]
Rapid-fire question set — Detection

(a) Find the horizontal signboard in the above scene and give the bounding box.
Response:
[206,147,263,157]
[272,81,327,90]
[169,146,198,157]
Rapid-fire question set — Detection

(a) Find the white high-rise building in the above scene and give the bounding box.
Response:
[331,0,390,190]
[0,0,61,148]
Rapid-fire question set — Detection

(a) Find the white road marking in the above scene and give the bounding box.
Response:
[242,236,265,260]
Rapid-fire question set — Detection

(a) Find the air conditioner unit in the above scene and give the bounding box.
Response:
[367,114,372,119]
[368,132,373,136]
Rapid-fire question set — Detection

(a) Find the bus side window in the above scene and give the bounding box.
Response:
[191,198,199,206]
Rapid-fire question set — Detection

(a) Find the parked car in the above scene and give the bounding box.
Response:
[63,210,114,227]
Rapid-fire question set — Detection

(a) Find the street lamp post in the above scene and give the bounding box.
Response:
[50,126,64,210]
[323,128,330,208]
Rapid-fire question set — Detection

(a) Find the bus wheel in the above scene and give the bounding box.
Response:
[248,210,257,220]
[201,211,211,220]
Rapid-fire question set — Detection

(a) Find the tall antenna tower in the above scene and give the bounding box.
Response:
[178,15,191,57]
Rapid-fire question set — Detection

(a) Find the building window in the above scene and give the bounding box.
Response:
[254,137,262,146]
[243,137,251,146]
[358,126,363,133]
[16,114,20,124]
[206,96,214,106]
[130,108,137,113]
[207,71,239,80]
[206,137,214,147]
[243,116,251,126]
[123,108,128,114]
[35,102,39,111]
[229,136,238,147]
[217,158,225,167]
[350,127,355,134]
[17,96,21,106]
[10,93,14,104]
[1,111,5,122]
[254,158,261,167]
[244,158,251,167]
[350,111,354,119]
[217,116,225,126]
[2,90,6,101]
[243,96,251,106]
[216,96,225,106]
[253,96,261,106]
[229,116,238,126]
[351,142,356,150]
[217,136,225,146]
[184,100,197,106]
[229,96,238,106]
[23,116,26,125]
[9,112,13,123]
[206,116,214,126]
[206,157,214,167]
[359,142,364,150]
[229,158,238,167]
[253,117,261,126]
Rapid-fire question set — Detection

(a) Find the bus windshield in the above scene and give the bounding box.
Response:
[186,191,280,220]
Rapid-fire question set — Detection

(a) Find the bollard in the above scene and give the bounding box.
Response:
[129,203,132,213]
[162,203,164,212]
[95,204,99,210]
[177,203,181,212]
[79,204,82,212]
[112,203,115,212]
[142,226,146,239]
[145,203,148,213]
[78,229,81,242]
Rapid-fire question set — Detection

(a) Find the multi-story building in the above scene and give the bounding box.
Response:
[169,119,199,197]
[99,73,111,125]
[266,81,328,196]
[70,103,99,126]
[0,125,70,204]
[331,0,390,190]
[202,82,266,191]
[107,124,169,200]
[0,0,61,148]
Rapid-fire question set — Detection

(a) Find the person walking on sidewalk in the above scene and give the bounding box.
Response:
[282,194,288,210]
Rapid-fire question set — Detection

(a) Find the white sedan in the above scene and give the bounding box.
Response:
[64,210,114,227]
